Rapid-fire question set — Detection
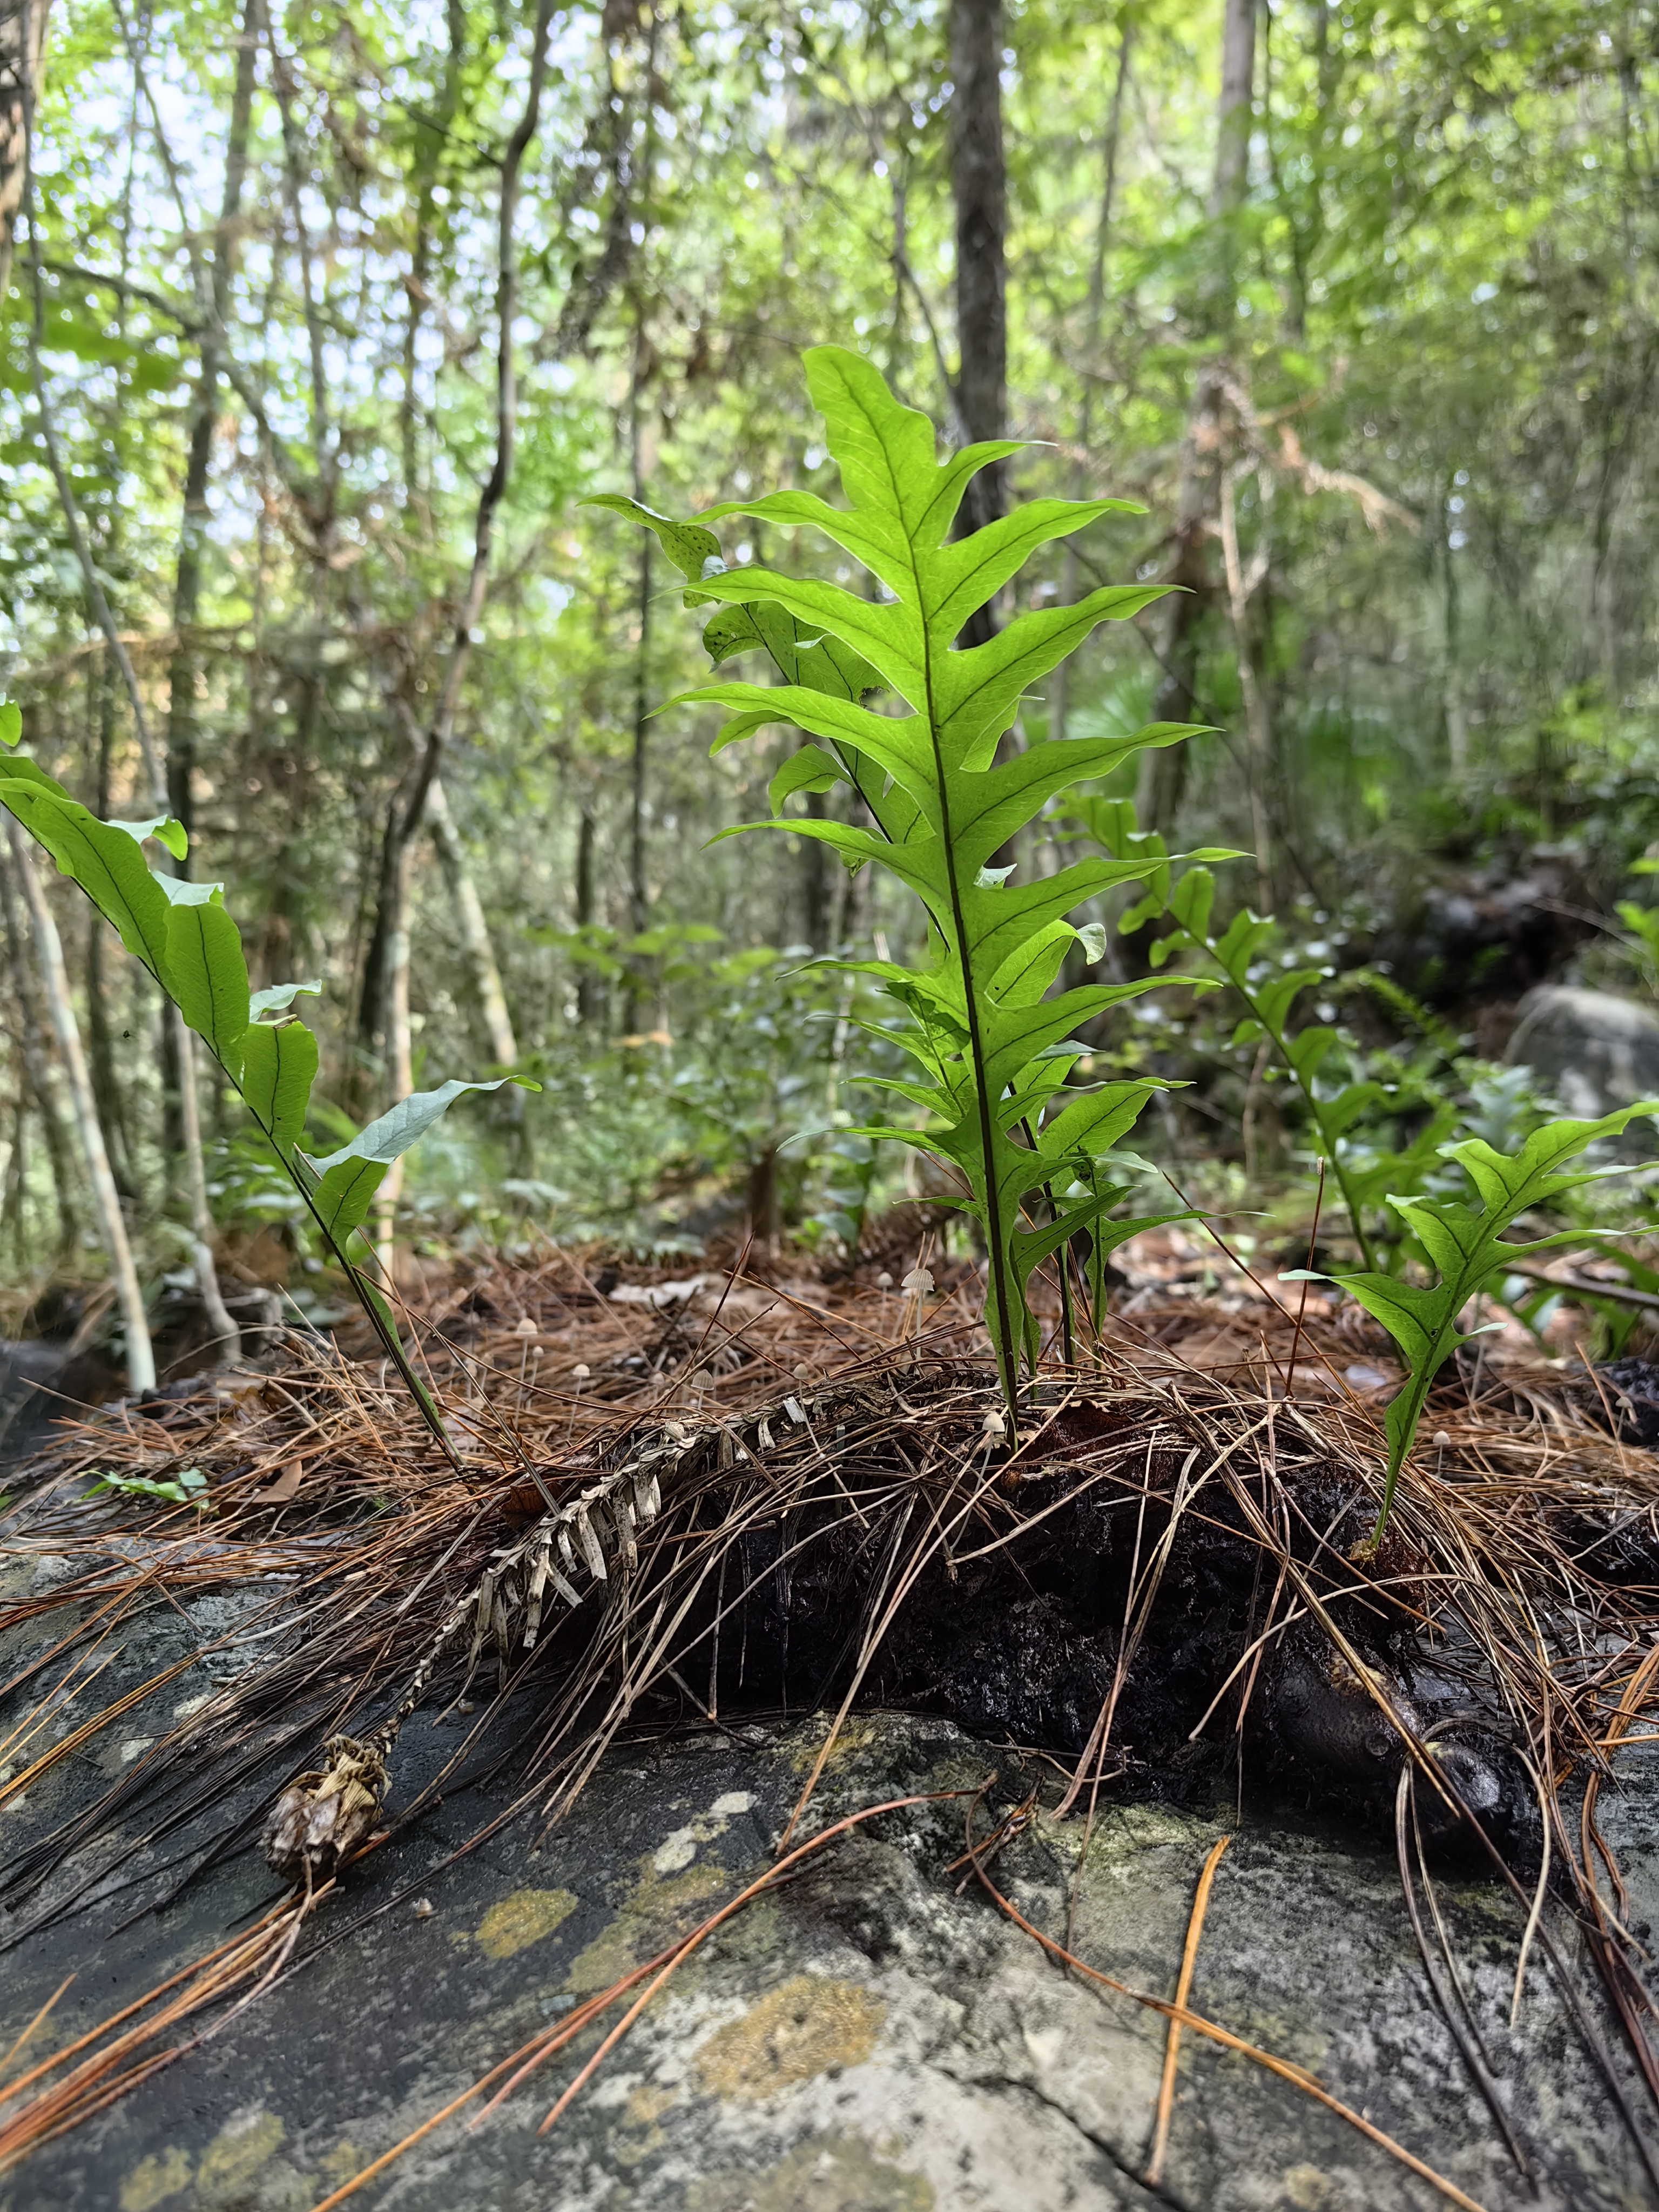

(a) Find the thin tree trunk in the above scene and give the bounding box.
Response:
[361,0,556,1131]
[427,776,518,1069]
[1444,495,1469,787]
[574,795,601,1030]
[949,0,1007,577]
[0,830,79,1253]
[18,34,238,1361]
[164,0,257,852]
[172,1011,241,1363]
[87,646,136,1197]
[801,790,830,952]
[1051,11,1134,745]
[1137,0,1256,837]
[7,820,154,1392]
[1218,466,1273,909]
[373,837,416,1280]
[628,545,651,946]
[623,520,652,1031]
[401,0,465,510]
[0,0,49,313]
[623,307,654,1030]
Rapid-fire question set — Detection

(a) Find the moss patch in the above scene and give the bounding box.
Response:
[195,2107,284,2202]
[118,2147,192,2211]
[472,1886,579,1960]
[693,1974,885,2099]
[564,1861,727,1995]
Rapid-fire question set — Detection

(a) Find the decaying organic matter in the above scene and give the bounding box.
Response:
[261,1731,390,1884]
[8,1250,1659,2184]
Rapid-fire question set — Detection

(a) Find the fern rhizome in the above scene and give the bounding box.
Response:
[597,346,1217,1432]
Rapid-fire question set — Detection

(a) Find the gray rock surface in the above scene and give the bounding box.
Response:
[1506,983,1659,1141]
[2,1660,1658,2212]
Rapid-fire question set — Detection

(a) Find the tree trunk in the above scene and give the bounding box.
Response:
[172,1008,242,1364]
[164,0,257,852]
[0,0,49,313]
[0,827,78,1253]
[359,0,556,1140]
[1218,466,1273,909]
[427,775,519,1070]
[17,47,237,1363]
[87,646,136,1197]
[801,789,830,952]
[949,0,1007,565]
[373,832,417,1280]
[1136,0,1256,836]
[1050,11,1134,746]
[574,794,601,1030]
[401,0,466,511]
[628,531,652,943]
[8,821,155,1392]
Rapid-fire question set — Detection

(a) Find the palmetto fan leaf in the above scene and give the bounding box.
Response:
[592,347,1212,1421]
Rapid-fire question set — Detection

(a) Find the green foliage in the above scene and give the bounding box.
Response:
[601,347,1213,1418]
[1328,1111,1658,1542]
[507,930,905,1255]
[1075,796,1469,1271]
[0,718,534,1461]
[1615,859,1659,995]
[86,1465,208,1508]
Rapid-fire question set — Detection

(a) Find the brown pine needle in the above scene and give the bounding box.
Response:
[1144,1831,1230,2186]
[0,1977,73,2085]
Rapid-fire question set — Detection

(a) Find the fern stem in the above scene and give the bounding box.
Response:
[1227,971,1379,1272]
[921,653,1021,1434]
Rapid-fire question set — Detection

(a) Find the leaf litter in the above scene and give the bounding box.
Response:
[3,1237,1659,2200]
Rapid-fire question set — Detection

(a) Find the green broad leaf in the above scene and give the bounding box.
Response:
[769,745,848,813]
[1013,1203,1190,1290]
[1336,1270,1447,1371]
[249,979,323,1020]
[165,900,251,1075]
[152,873,223,908]
[241,1017,319,1154]
[582,493,726,584]
[306,1076,537,1246]
[1036,1078,1166,1163]
[309,1155,391,1249]
[310,1076,538,1174]
[1445,1105,1659,1213]
[0,779,175,983]
[702,604,766,664]
[109,813,189,860]
[0,702,19,746]
[703,599,882,702]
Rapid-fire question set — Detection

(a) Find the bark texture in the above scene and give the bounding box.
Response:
[164,0,258,850]
[949,0,1007,551]
[0,0,48,311]
[7,821,154,1392]
[1137,0,1256,836]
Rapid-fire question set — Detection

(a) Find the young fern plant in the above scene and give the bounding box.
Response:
[0,706,532,1467]
[1072,796,1454,1271]
[1318,1110,1658,1543]
[593,346,1216,1427]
